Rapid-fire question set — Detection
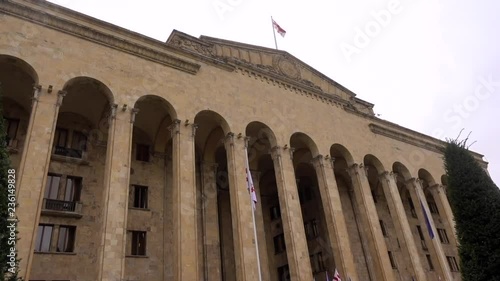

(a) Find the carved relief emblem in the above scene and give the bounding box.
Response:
[273,55,301,79]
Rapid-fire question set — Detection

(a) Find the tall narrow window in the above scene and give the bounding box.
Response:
[388,251,397,269]
[44,174,61,200]
[131,231,147,256]
[35,225,53,252]
[408,197,417,218]
[447,256,459,272]
[71,131,88,152]
[428,201,439,214]
[437,228,449,244]
[64,177,82,202]
[380,220,388,237]
[54,128,68,148]
[4,117,19,144]
[426,254,434,271]
[273,234,286,254]
[135,144,150,162]
[133,185,148,209]
[270,205,281,220]
[57,225,76,252]
[277,264,290,281]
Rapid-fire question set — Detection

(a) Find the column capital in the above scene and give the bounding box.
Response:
[168,119,181,137]
[429,183,446,194]
[270,145,295,161]
[56,90,67,106]
[348,163,368,177]
[183,119,198,137]
[406,177,424,191]
[130,108,139,123]
[379,171,398,182]
[110,104,118,119]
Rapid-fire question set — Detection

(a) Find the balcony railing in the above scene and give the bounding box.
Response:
[54,146,83,159]
[42,199,82,218]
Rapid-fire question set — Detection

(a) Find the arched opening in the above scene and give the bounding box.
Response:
[0,55,38,168]
[246,121,278,280]
[31,76,114,281]
[195,110,234,281]
[124,95,176,280]
[290,133,332,280]
[331,144,371,281]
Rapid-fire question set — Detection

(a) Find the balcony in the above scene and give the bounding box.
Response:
[54,146,83,158]
[41,198,82,218]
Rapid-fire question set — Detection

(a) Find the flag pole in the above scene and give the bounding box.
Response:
[244,145,263,281]
[271,16,278,50]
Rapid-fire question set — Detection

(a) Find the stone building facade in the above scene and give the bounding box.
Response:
[0,1,488,280]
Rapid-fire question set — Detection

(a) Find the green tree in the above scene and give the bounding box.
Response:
[0,84,21,280]
[444,139,500,281]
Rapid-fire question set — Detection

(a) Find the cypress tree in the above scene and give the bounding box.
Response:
[0,84,20,280]
[444,138,500,281]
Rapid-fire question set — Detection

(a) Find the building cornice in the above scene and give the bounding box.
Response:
[0,0,201,75]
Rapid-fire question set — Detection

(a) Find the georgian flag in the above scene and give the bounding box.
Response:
[245,149,257,210]
[333,269,342,281]
[272,19,286,37]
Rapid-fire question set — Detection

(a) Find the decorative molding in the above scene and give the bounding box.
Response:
[169,33,215,57]
[0,0,201,75]
[56,90,66,106]
[168,119,181,137]
[130,108,139,123]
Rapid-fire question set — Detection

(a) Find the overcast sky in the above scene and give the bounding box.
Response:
[47,0,500,185]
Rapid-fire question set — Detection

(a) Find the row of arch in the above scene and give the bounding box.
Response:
[3,54,454,281]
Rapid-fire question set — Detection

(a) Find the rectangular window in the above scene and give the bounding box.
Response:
[273,234,286,254]
[428,201,439,214]
[135,144,150,162]
[71,131,88,152]
[310,252,325,273]
[426,254,434,271]
[277,264,290,281]
[131,231,147,256]
[35,225,53,252]
[44,174,61,200]
[133,185,148,209]
[4,117,19,144]
[416,225,424,240]
[437,228,449,244]
[388,251,397,269]
[54,128,68,148]
[408,197,417,218]
[380,220,388,237]
[57,225,76,253]
[447,256,459,272]
[371,189,378,203]
[304,219,319,240]
[270,205,281,220]
[64,177,82,202]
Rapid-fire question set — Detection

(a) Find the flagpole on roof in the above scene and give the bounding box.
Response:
[271,16,278,50]
[244,141,263,281]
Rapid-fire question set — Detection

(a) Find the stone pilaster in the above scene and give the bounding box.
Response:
[379,172,426,281]
[224,132,259,281]
[170,119,201,281]
[270,146,313,281]
[97,104,134,281]
[347,163,395,281]
[407,178,453,281]
[17,85,63,280]
[429,184,457,244]
[311,155,358,281]
[201,162,222,281]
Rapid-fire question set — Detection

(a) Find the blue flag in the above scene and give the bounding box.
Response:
[420,200,435,239]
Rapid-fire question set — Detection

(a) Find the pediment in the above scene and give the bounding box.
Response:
[166,30,374,114]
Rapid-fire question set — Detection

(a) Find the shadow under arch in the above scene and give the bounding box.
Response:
[0,55,39,112]
[418,168,437,188]
[330,143,355,167]
[0,54,39,84]
[63,76,114,104]
[245,121,278,163]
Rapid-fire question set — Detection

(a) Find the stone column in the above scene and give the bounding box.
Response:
[348,163,395,281]
[201,162,222,281]
[270,146,313,281]
[97,104,135,281]
[251,169,271,281]
[407,178,453,281]
[311,155,358,281]
[17,86,64,279]
[170,120,201,281]
[429,184,457,244]
[224,133,260,281]
[379,172,426,281]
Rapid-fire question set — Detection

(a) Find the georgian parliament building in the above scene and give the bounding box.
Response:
[0,1,489,281]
